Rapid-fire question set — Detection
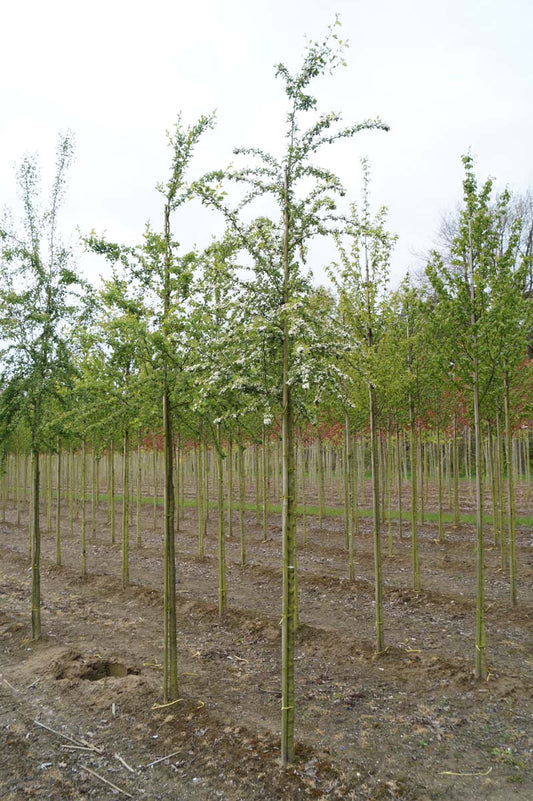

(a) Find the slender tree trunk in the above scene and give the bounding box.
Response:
[473,379,486,679]
[504,371,517,605]
[28,453,33,557]
[418,437,425,525]
[466,425,474,502]
[281,374,296,766]
[174,436,180,535]
[46,451,52,532]
[436,425,444,543]
[281,168,296,767]
[468,220,487,681]
[31,440,41,641]
[385,432,393,556]
[91,449,96,539]
[227,435,233,539]
[396,427,403,541]
[370,384,385,653]
[352,435,360,543]
[203,441,210,522]
[196,442,205,558]
[254,443,261,526]
[15,450,20,526]
[238,440,246,566]
[81,439,87,577]
[300,442,307,547]
[163,202,178,703]
[162,384,177,700]
[453,416,460,527]
[216,425,227,616]
[180,437,186,521]
[152,443,158,532]
[122,429,129,587]
[55,439,62,566]
[137,429,142,548]
[262,424,268,542]
[344,413,354,580]
[488,423,500,547]
[410,400,420,593]
[110,442,116,545]
[68,447,73,537]
[316,423,325,532]
[1,463,6,523]
[496,412,506,570]
[525,435,531,502]
[96,455,100,514]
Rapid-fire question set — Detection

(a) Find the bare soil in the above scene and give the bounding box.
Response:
[1,486,532,800]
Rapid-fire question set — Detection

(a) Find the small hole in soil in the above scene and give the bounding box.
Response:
[80,661,133,681]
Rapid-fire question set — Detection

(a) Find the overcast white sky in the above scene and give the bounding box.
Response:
[1,0,531,287]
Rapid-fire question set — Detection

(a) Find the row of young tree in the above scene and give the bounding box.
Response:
[1,22,531,766]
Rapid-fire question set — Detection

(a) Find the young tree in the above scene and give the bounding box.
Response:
[329,161,397,652]
[426,155,530,676]
[188,236,243,615]
[0,133,88,639]
[197,20,388,764]
[86,113,214,702]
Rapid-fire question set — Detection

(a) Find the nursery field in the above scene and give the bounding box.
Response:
[0,481,532,801]
[2,16,533,800]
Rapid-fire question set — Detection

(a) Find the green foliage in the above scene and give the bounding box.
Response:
[327,159,398,418]
[0,133,89,454]
[426,154,531,423]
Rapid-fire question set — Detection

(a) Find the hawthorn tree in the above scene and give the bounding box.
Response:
[0,133,89,639]
[426,155,530,676]
[197,20,388,764]
[329,161,397,651]
[86,113,214,702]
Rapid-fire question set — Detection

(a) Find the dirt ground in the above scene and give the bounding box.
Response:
[1,483,532,800]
